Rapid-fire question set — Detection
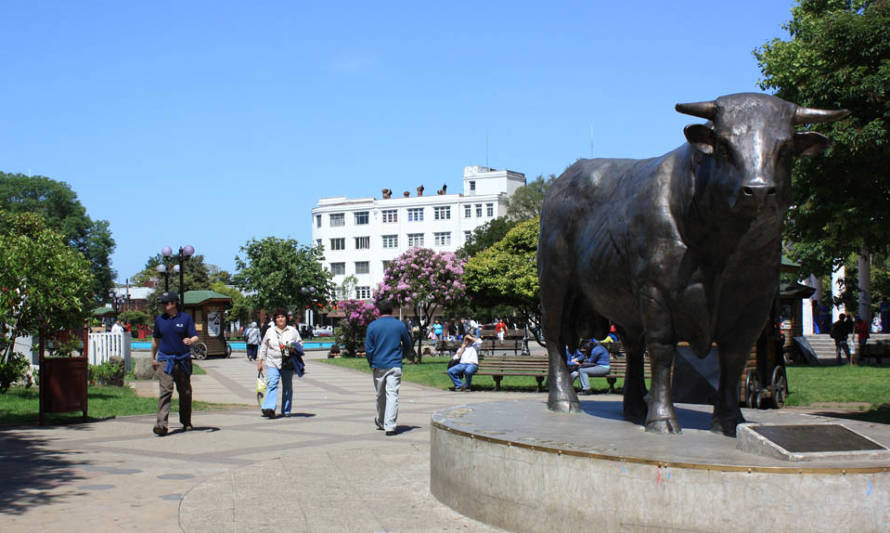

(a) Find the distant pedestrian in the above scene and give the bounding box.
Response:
[110,319,124,334]
[366,299,413,436]
[855,317,870,363]
[433,320,443,340]
[151,291,199,436]
[830,314,851,364]
[244,321,261,361]
[495,318,507,342]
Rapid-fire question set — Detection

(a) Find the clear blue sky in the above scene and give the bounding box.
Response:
[0,1,796,283]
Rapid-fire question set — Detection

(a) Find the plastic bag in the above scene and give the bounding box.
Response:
[256,370,266,407]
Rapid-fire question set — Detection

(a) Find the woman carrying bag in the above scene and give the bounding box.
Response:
[258,309,303,418]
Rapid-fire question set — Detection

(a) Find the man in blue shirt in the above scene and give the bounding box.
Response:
[151,291,199,436]
[366,299,413,436]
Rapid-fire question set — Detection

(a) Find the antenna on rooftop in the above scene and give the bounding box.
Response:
[485,131,489,168]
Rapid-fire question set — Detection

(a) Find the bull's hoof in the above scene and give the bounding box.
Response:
[645,417,682,434]
[548,398,581,413]
[710,417,743,437]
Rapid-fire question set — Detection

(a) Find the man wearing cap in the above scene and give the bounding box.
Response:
[151,291,199,436]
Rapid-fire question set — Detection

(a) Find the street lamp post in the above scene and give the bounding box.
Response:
[161,245,195,307]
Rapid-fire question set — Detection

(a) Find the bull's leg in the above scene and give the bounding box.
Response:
[621,332,647,424]
[710,347,747,436]
[639,285,681,433]
[544,301,580,414]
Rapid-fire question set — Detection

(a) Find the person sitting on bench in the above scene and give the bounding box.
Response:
[575,339,611,395]
[448,334,481,391]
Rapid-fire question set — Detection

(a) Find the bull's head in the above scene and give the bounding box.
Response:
[675,93,847,215]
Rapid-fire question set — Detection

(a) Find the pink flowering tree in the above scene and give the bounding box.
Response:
[335,299,380,356]
[375,248,466,363]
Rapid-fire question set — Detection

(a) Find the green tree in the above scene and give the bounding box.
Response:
[464,218,544,345]
[755,0,890,275]
[505,174,556,221]
[0,212,94,391]
[458,217,517,259]
[234,237,334,313]
[0,173,116,301]
[210,281,251,326]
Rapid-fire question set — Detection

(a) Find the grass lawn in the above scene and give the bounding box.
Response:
[0,383,222,426]
[320,357,890,422]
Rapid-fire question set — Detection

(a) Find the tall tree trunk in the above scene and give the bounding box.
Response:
[859,249,872,322]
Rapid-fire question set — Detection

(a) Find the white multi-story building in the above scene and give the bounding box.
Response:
[311,166,526,300]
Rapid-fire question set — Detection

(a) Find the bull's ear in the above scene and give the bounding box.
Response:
[684,124,714,154]
[794,131,830,157]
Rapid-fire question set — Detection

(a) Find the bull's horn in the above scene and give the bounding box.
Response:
[675,101,716,120]
[794,106,850,125]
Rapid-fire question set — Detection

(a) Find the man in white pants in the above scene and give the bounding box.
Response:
[365,299,413,436]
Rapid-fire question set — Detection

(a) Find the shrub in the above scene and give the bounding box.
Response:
[89,356,126,386]
[0,351,30,393]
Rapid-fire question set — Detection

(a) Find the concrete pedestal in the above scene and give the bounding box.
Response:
[430,400,890,533]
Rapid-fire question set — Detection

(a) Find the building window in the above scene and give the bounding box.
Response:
[469,181,476,192]
[335,287,350,300]
[464,231,471,241]
[464,205,471,218]
[315,215,322,228]
[434,232,451,246]
[486,203,494,217]
[315,239,322,248]
[330,262,345,275]
[354,211,369,225]
[407,208,424,222]
[355,236,370,249]
[408,233,424,247]
[434,206,451,220]
[382,234,398,248]
[330,238,345,250]
[382,260,391,272]
[476,204,482,217]
[355,261,369,274]
[330,213,345,227]
[382,209,398,223]
[355,286,371,300]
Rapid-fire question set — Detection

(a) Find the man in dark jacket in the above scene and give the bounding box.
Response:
[830,314,852,364]
[151,291,199,436]
[366,299,413,436]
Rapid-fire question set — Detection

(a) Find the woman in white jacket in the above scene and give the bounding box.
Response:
[257,309,302,418]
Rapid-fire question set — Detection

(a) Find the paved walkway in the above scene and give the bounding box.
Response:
[1,350,536,532]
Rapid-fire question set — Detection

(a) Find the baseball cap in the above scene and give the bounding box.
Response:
[159,291,179,303]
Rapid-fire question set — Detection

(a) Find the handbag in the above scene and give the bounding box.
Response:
[256,370,266,407]
[448,358,460,368]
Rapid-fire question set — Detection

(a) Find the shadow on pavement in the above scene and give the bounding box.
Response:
[0,429,87,515]
[579,400,714,430]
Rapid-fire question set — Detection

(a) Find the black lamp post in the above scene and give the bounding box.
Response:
[161,245,195,307]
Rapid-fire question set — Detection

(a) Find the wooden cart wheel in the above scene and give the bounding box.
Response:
[191,342,208,360]
[770,366,787,409]
[753,390,765,409]
[745,370,760,408]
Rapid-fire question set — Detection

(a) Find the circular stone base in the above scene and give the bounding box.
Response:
[430,399,890,533]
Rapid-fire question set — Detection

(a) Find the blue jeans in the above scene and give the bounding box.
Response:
[572,365,610,391]
[262,365,295,415]
[448,363,478,388]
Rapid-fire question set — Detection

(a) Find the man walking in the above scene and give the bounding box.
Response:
[830,313,852,364]
[366,299,413,436]
[151,291,199,436]
[244,321,261,361]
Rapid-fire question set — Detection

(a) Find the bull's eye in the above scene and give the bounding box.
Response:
[743,187,754,196]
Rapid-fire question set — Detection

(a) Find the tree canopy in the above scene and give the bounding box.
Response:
[0,211,94,391]
[458,217,518,259]
[755,0,890,274]
[234,237,334,313]
[464,218,544,343]
[0,172,116,300]
[504,174,555,221]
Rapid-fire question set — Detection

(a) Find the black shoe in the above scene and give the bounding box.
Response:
[581,389,593,395]
[153,426,168,436]
[449,386,458,391]
[461,386,470,392]
[385,430,397,436]
[182,424,194,431]
[262,409,275,418]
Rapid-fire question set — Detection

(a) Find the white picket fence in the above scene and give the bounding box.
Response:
[88,332,132,371]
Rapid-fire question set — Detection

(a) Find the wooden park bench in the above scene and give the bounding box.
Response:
[474,356,549,392]
[859,341,890,364]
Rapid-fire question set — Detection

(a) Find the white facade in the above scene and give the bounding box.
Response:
[311,166,526,300]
